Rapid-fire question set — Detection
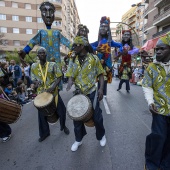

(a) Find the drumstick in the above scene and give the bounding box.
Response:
[0,87,10,101]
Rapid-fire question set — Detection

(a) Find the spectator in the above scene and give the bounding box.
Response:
[4,84,13,96]
[24,64,31,88]
[9,60,22,87]
[16,86,30,105]
[0,62,13,87]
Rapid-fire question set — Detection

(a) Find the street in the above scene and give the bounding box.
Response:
[0,79,152,170]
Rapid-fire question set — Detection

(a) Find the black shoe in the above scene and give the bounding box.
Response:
[117,89,120,91]
[127,90,130,93]
[64,126,70,135]
[38,133,50,142]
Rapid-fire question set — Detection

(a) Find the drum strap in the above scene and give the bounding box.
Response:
[39,62,49,89]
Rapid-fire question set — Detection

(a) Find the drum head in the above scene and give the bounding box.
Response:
[67,94,89,119]
[34,92,53,107]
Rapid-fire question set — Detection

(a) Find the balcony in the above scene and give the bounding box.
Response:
[50,0,62,8]
[128,18,135,24]
[154,0,163,7]
[152,27,170,38]
[153,6,170,26]
[144,7,149,19]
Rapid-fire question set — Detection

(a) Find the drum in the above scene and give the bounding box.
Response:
[0,98,22,124]
[67,94,94,127]
[33,92,59,124]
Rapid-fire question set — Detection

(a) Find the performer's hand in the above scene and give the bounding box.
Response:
[97,46,105,53]
[18,50,26,59]
[149,103,159,114]
[66,77,74,91]
[98,88,103,101]
[46,86,55,93]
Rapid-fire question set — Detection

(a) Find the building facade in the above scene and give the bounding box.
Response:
[144,0,170,41]
[0,0,80,60]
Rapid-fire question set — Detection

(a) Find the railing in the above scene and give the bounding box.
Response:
[153,6,170,21]
[152,27,170,38]
[154,0,162,6]
[49,0,62,3]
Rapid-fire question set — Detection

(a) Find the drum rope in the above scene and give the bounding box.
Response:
[39,62,49,89]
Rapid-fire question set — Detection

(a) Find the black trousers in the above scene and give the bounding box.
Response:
[145,114,170,170]
[0,122,11,138]
[118,79,130,90]
[73,91,105,142]
[38,94,66,138]
[98,80,107,96]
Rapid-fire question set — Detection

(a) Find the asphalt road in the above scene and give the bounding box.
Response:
[0,79,152,170]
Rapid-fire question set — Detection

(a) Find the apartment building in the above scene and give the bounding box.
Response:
[144,0,170,41]
[0,0,80,59]
[135,0,148,46]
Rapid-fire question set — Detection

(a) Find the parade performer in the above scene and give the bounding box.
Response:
[91,16,123,96]
[18,1,71,65]
[66,36,106,152]
[117,62,131,93]
[115,30,139,78]
[142,32,170,170]
[31,47,69,142]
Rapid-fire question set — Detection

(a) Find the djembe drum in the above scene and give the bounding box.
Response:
[33,92,59,124]
[0,98,22,124]
[67,94,94,127]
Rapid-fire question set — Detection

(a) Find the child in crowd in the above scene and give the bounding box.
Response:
[4,84,13,96]
[15,85,30,105]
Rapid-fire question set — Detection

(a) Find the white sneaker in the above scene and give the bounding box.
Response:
[71,141,82,152]
[2,134,11,143]
[100,135,106,147]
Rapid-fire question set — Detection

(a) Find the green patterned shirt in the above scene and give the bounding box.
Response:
[66,53,104,94]
[121,67,131,80]
[31,62,62,94]
[142,63,170,116]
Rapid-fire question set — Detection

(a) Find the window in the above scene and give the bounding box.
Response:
[25,4,31,9]
[12,2,18,8]
[0,27,7,33]
[13,40,20,46]
[12,16,19,21]
[25,16,32,22]
[0,14,6,20]
[13,28,19,33]
[37,18,43,23]
[37,4,40,10]
[26,29,32,34]
[0,1,5,7]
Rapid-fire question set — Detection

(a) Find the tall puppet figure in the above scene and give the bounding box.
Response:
[91,16,123,96]
[115,30,139,76]
[18,1,71,65]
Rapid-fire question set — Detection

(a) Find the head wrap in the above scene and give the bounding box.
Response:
[37,47,47,55]
[73,36,89,46]
[157,32,170,46]
[100,16,110,25]
[78,24,89,34]
[98,16,112,43]
[39,1,55,11]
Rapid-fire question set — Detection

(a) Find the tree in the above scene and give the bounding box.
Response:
[6,48,37,64]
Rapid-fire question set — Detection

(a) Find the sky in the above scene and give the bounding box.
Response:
[75,0,141,42]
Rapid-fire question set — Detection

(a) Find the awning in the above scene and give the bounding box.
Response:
[141,33,167,51]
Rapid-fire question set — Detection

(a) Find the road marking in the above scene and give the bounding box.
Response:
[103,97,111,114]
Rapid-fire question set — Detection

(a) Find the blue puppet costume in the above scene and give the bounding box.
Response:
[91,16,123,95]
[19,1,71,66]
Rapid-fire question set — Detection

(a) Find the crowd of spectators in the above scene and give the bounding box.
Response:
[0,60,35,105]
